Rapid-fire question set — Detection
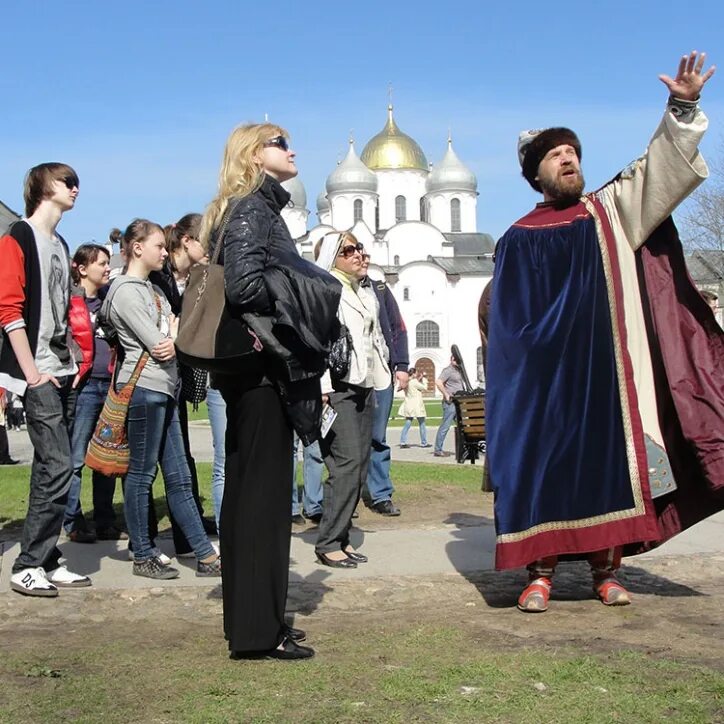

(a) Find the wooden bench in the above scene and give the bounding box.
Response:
[452,392,486,464]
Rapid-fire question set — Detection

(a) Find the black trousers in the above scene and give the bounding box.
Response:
[218,376,293,653]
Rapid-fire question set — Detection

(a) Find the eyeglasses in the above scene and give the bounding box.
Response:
[338,242,365,258]
[59,176,79,190]
[263,135,289,152]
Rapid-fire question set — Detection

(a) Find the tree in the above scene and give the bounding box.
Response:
[680,137,724,252]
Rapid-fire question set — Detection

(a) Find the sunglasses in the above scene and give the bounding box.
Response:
[338,242,365,258]
[263,135,289,152]
[59,176,79,190]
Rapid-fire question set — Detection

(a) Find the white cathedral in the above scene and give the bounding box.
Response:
[282,104,495,394]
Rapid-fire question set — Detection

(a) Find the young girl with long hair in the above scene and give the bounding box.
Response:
[63,243,126,542]
[101,219,220,580]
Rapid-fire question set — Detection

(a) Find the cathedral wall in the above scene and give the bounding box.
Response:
[375,169,428,229]
[280,208,309,241]
[383,222,446,266]
[427,192,477,233]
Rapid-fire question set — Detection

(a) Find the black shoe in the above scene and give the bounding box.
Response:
[202,517,218,535]
[291,514,306,526]
[96,526,129,541]
[231,637,315,661]
[371,500,401,517]
[399,443,409,449]
[303,511,323,524]
[283,624,306,642]
[0,458,20,465]
[315,551,357,569]
[133,556,180,580]
[68,528,97,544]
[197,557,222,577]
[351,510,359,519]
[344,550,368,563]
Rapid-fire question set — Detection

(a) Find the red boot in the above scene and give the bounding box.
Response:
[517,577,552,613]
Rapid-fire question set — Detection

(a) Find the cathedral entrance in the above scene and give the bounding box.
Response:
[415,357,436,395]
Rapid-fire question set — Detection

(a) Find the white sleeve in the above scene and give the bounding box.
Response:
[598,107,708,250]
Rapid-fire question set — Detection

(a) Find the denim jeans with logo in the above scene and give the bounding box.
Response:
[125,386,215,562]
[12,376,77,573]
[434,400,457,453]
[64,377,117,533]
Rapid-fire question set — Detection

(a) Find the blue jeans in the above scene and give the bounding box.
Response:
[64,378,117,533]
[434,400,457,453]
[302,440,323,516]
[365,380,395,504]
[206,387,226,531]
[401,417,428,446]
[291,438,324,516]
[13,376,77,573]
[125,387,214,562]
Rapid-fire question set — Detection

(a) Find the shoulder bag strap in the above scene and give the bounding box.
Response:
[209,198,243,265]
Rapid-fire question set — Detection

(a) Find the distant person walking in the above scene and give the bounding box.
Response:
[398,367,429,448]
[433,355,464,457]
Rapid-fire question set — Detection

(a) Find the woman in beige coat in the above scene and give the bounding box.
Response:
[398,367,429,448]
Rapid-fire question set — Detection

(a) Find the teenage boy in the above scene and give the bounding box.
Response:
[0,163,92,596]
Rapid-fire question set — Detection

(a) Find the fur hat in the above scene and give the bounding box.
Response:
[518,127,582,193]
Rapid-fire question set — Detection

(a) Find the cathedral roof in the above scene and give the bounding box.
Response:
[427,138,477,193]
[442,232,495,255]
[316,190,330,212]
[281,176,307,210]
[361,105,428,171]
[326,140,378,194]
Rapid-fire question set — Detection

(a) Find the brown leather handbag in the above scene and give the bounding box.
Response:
[175,201,262,372]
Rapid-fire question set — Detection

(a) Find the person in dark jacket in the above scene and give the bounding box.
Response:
[200,122,340,661]
[359,253,409,516]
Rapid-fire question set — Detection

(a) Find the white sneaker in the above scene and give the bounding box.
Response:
[10,567,58,597]
[128,549,172,566]
[177,541,219,559]
[46,565,92,588]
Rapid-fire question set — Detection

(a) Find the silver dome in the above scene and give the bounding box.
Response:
[426,139,477,193]
[281,176,307,210]
[325,141,378,194]
[317,190,330,212]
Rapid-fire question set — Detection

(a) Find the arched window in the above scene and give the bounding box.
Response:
[416,320,440,348]
[419,197,427,223]
[353,199,363,223]
[394,255,400,266]
[451,198,461,232]
[403,286,409,301]
[375,204,380,231]
[395,195,407,223]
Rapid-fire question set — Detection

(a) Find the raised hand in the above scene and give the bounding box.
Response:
[659,51,715,101]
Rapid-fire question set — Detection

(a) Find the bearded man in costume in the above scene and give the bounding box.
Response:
[487,51,723,613]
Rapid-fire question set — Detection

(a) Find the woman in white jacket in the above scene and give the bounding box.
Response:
[314,231,390,568]
[398,367,430,448]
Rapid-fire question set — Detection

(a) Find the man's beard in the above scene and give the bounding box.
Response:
[539,170,585,203]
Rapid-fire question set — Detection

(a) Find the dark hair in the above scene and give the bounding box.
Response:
[71,244,110,284]
[164,213,202,271]
[23,162,79,216]
[408,367,416,375]
[113,219,164,259]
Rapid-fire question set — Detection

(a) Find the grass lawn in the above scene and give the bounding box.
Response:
[0,461,482,535]
[188,398,445,426]
[1,623,722,723]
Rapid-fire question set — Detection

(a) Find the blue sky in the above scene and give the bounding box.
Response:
[1,1,722,248]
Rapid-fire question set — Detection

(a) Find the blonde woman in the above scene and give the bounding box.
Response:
[201,123,339,661]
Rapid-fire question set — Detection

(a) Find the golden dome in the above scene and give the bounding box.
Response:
[361,105,429,171]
